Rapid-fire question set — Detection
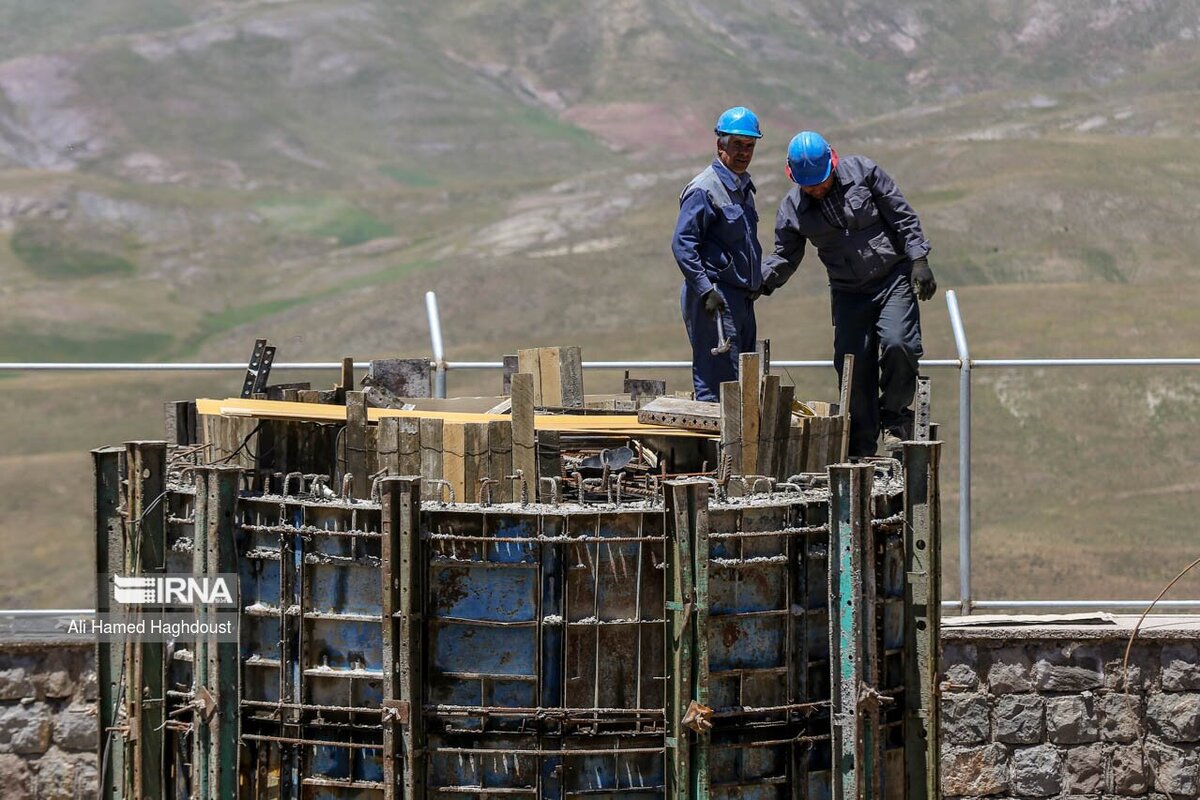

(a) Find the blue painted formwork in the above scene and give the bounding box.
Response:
[209,471,906,798]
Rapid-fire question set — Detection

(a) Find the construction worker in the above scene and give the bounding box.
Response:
[671,106,764,401]
[762,131,936,456]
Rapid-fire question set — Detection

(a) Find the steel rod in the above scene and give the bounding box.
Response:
[946,290,973,615]
[425,291,448,398]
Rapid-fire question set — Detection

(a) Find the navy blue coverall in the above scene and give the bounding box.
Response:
[762,155,931,456]
[671,159,763,402]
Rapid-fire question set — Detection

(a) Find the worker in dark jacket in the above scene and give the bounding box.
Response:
[671,106,764,401]
[762,131,936,456]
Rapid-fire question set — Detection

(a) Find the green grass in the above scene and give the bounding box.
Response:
[380,165,440,188]
[0,329,171,362]
[10,225,136,279]
[312,207,394,246]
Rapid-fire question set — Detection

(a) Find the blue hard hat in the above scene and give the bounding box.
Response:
[714,107,763,139]
[786,131,832,186]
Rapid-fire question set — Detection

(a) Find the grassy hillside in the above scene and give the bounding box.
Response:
[0,0,1198,607]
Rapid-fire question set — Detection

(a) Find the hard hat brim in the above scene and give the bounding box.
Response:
[792,159,833,186]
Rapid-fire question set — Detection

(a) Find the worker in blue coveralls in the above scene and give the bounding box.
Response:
[762,131,937,457]
[671,106,764,402]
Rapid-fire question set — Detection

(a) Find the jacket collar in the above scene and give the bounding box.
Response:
[711,159,755,195]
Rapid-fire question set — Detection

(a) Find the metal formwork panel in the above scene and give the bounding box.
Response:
[237,494,387,799]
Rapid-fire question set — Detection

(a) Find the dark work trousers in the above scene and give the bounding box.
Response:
[831,269,923,457]
[681,282,757,402]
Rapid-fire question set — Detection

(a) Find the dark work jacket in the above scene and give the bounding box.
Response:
[762,155,930,294]
[671,159,763,296]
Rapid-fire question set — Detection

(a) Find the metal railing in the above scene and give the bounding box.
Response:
[3,290,1200,614]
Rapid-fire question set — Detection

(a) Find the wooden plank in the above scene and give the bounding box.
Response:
[786,418,808,478]
[502,354,519,396]
[557,345,584,408]
[758,375,781,477]
[297,389,322,405]
[442,423,465,502]
[739,352,761,476]
[637,397,721,432]
[719,381,741,478]
[377,417,400,474]
[419,418,444,502]
[774,384,795,480]
[341,356,355,392]
[538,347,564,407]
[462,423,490,503]
[517,349,543,406]
[839,354,854,462]
[346,391,370,499]
[488,420,513,503]
[510,373,537,503]
[397,418,421,476]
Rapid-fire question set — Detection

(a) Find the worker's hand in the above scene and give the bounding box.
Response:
[703,289,727,317]
[911,257,937,301]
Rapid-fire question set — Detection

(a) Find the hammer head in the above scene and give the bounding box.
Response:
[710,341,732,356]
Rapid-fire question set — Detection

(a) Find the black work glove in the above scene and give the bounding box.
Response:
[703,289,727,317]
[911,257,937,301]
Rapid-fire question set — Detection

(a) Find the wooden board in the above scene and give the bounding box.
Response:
[420,417,444,484]
[345,391,369,499]
[739,353,761,476]
[774,384,795,481]
[517,349,543,406]
[637,397,721,432]
[195,398,709,437]
[719,381,742,477]
[510,374,537,501]
[538,347,564,407]
[758,375,780,477]
[442,423,466,503]
[488,420,513,503]
[463,423,490,504]
[557,345,584,408]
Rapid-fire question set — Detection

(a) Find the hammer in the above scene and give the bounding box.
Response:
[710,310,732,356]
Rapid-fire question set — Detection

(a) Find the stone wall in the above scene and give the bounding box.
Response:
[0,643,96,799]
[3,619,1199,798]
[941,619,1200,799]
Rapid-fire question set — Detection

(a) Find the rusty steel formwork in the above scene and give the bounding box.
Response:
[95,440,941,799]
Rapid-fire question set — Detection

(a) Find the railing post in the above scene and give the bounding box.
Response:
[425,291,448,398]
[945,290,972,615]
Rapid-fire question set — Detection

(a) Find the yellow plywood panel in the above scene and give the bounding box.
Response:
[195,398,711,437]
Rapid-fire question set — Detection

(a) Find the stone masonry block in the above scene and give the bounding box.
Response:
[943,643,980,690]
[1161,644,1200,692]
[1145,738,1199,797]
[944,693,990,745]
[1100,694,1144,743]
[1146,693,1200,742]
[0,702,52,755]
[942,743,1009,797]
[1111,745,1150,796]
[995,694,1045,745]
[1063,743,1105,794]
[1032,644,1103,692]
[53,705,97,752]
[1010,744,1062,797]
[1103,640,1156,692]
[33,751,77,800]
[0,667,34,701]
[988,646,1033,693]
[0,753,32,800]
[31,652,76,700]
[1046,693,1099,744]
